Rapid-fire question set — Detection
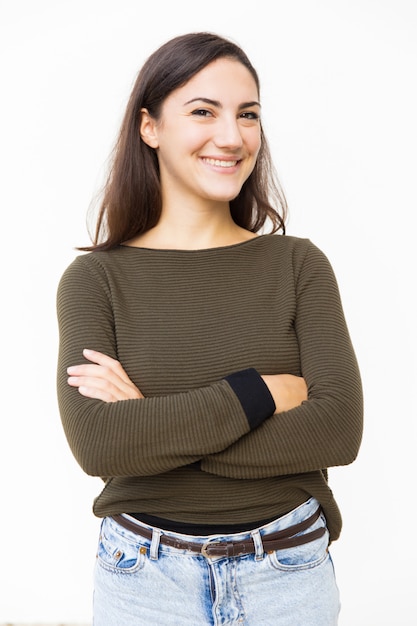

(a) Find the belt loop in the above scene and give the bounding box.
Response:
[150,528,162,560]
[251,528,264,561]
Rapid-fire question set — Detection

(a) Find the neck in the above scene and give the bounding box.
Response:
[126,203,256,250]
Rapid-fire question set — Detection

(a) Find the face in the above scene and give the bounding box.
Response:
[140,58,262,209]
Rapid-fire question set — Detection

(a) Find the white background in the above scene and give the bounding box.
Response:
[1,0,416,624]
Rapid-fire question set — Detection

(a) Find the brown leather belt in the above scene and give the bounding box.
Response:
[112,507,326,559]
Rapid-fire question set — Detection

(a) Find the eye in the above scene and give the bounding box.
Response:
[240,111,260,121]
[191,108,213,117]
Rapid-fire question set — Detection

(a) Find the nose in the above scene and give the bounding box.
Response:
[214,115,243,149]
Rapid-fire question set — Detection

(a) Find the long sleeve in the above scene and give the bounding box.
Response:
[200,242,363,478]
[56,253,275,478]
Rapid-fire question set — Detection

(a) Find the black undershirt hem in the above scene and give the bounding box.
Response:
[128,511,282,535]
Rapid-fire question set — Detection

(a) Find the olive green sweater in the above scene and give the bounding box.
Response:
[56,235,363,541]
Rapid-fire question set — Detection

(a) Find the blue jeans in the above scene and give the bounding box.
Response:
[93,497,340,625]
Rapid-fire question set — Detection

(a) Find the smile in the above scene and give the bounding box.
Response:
[202,158,239,168]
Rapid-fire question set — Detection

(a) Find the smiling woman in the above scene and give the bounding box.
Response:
[56,31,362,626]
[77,32,287,253]
[135,58,263,248]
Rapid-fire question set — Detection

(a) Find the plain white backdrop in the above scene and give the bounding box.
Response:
[1,0,416,623]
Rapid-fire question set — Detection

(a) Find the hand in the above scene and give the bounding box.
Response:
[261,374,307,413]
[67,349,144,402]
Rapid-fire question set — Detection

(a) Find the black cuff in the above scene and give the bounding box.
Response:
[225,368,276,429]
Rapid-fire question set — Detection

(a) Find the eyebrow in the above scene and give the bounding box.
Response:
[183,97,261,109]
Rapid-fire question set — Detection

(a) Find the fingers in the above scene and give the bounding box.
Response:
[67,377,119,402]
[67,349,144,402]
[82,348,133,384]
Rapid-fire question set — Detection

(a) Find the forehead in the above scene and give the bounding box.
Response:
[167,58,260,105]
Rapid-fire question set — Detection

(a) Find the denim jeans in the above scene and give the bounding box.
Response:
[93,497,340,625]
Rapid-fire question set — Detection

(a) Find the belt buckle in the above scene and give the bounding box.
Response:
[201,540,218,559]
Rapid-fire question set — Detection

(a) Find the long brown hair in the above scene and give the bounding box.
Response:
[81,32,287,251]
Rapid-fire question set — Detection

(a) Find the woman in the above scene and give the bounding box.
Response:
[57,32,363,625]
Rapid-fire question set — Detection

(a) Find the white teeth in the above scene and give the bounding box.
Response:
[203,158,238,168]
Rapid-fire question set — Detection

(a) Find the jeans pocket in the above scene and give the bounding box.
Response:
[267,515,330,572]
[96,520,145,574]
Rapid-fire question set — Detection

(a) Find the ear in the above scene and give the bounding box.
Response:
[140,108,159,148]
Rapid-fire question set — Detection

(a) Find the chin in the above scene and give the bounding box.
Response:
[205,187,243,203]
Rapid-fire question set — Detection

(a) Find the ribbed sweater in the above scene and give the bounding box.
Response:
[56,234,363,541]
